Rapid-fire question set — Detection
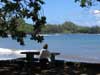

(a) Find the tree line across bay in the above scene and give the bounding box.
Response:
[17,18,100,34]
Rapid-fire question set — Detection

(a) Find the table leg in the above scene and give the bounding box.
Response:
[26,54,34,62]
[51,54,55,61]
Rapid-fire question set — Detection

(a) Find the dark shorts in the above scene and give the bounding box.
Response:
[40,58,49,63]
[40,58,49,69]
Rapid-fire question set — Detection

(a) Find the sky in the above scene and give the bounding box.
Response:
[37,0,100,26]
[0,0,100,26]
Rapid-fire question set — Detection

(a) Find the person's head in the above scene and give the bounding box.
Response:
[43,44,48,49]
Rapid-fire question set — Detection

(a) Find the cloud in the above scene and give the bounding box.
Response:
[93,10,100,14]
[89,9,100,25]
[90,9,100,17]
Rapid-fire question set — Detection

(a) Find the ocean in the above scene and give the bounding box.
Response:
[0,34,100,63]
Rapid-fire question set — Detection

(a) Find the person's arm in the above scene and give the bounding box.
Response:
[47,51,51,62]
[39,49,43,58]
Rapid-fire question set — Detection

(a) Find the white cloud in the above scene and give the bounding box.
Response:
[93,10,100,14]
[90,9,100,17]
[88,9,100,25]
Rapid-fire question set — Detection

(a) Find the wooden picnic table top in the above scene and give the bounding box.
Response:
[20,50,60,55]
[21,51,40,55]
[51,52,60,55]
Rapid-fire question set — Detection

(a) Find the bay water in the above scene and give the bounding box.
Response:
[0,34,100,63]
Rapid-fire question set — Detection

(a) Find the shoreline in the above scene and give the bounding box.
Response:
[57,54,100,64]
[0,58,99,75]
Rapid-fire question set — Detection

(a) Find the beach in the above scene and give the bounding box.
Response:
[0,58,100,75]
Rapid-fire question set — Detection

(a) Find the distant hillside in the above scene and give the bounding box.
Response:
[41,21,100,34]
[17,18,100,34]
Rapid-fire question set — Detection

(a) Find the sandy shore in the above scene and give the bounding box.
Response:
[0,58,100,75]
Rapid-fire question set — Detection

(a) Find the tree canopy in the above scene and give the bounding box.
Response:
[75,0,100,7]
[0,0,100,45]
[41,22,100,34]
[0,0,46,45]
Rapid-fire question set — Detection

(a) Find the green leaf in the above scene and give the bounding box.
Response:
[75,0,79,2]
[80,0,86,7]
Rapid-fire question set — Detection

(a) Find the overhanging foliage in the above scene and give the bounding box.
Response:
[0,0,46,45]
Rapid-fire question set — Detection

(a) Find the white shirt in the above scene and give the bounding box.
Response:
[39,49,51,62]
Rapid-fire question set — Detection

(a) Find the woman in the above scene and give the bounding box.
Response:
[39,44,51,69]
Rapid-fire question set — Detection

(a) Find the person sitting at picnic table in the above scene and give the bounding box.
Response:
[39,43,51,69]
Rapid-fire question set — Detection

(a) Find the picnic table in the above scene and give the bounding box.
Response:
[20,50,60,62]
[20,50,60,74]
[21,51,40,62]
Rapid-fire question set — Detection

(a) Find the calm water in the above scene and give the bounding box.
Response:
[0,34,100,63]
